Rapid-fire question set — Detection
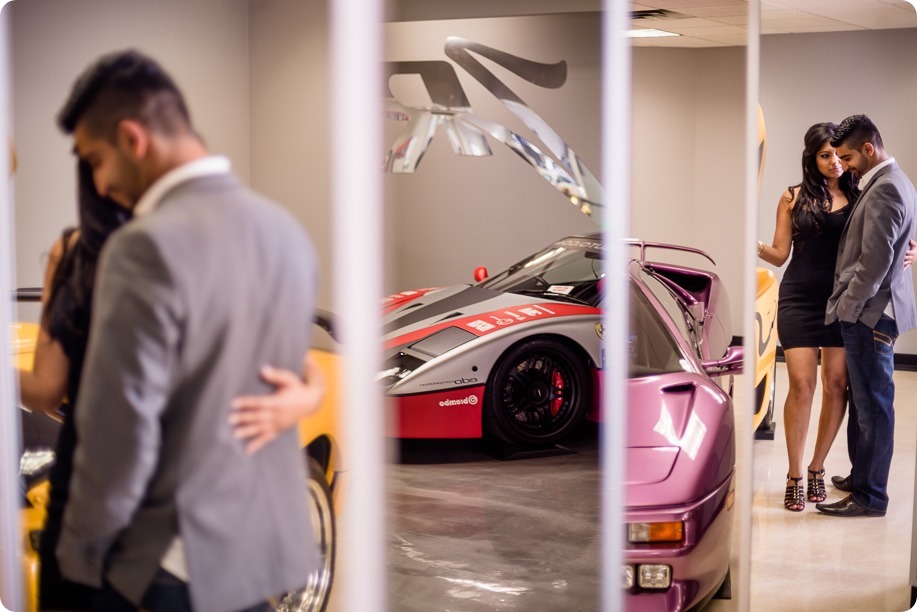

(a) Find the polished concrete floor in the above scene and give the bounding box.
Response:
[387,436,601,611]
[725,363,917,612]
[329,363,917,611]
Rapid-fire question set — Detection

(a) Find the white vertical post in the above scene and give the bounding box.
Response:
[330,0,387,611]
[739,1,761,611]
[600,2,630,611]
[0,3,22,610]
[911,430,917,606]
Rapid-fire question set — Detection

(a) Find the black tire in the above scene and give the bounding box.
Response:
[755,360,777,440]
[765,360,777,424]
[483,338,590,447]
[275,457,336,612]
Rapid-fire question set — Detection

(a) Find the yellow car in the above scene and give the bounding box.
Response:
[754,267,779,439]
[9,303,344,612]
[754,106,779,439]
[12,319,47,612]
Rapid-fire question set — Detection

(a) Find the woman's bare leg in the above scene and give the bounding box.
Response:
[807,346,848,472]
[782,347,819,479]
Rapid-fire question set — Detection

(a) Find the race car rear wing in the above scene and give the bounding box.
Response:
[625,239,716,266]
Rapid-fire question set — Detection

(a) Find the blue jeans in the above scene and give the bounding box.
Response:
[840,316,898,512]
[94,569,273,612]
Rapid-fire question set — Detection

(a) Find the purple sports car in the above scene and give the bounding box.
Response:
[379,234,741,609]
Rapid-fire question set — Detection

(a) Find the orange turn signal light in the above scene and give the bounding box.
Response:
[628,521,684,543]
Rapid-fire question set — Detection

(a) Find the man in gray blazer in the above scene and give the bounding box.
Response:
[54,50,320,610]
[818,114,917,518]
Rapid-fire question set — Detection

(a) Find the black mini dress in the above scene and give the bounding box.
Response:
[38,230,95,610]
[777,203,851,349]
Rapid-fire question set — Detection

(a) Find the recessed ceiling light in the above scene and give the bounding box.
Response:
[626,28,681,38]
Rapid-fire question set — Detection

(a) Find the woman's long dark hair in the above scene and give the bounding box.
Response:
[788,122,859,245]
[42,160,131,357]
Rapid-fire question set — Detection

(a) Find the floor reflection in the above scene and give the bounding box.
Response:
[388,429,601,611]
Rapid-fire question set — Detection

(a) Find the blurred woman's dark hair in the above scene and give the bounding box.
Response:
[42,161,131,389]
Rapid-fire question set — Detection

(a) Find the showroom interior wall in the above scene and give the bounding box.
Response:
[246,8,741,314]
[9,0,252,318]
[381,14,599,296]
[757,27,917,354]
[10,4,917,335]
[248,0,335,309]
[8,2,747,321]
[382,13,749,326]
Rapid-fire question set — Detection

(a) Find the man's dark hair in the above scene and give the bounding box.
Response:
[830,114,884,151]
[57,49,192,141]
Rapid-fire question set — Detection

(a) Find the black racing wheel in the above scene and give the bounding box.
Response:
[483,338,590,447]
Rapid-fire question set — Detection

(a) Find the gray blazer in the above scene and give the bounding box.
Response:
[57,173,319,612]
[826,161,917,334]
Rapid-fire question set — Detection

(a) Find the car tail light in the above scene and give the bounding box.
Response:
[627,521,684,543]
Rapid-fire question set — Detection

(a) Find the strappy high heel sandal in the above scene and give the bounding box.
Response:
[784,474,805,512]
[807,468,826,503]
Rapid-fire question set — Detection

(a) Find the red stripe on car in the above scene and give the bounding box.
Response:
[384,303,600,350]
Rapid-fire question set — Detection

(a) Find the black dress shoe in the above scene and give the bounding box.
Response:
[815,494,885,517]
[831,474,853,492]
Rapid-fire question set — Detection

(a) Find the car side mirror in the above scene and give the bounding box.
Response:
[474,266,488,282]
[701,344,743,376]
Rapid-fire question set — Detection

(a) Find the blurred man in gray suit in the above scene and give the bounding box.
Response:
[818,114,917,518]
[55,50,319,611]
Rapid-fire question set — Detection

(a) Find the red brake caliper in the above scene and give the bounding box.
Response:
[550,368,564,416]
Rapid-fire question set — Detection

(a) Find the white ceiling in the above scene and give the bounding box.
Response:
[632,0,917,47]
[390,0,917,47]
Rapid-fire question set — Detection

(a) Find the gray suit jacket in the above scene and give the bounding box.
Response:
[826,161,917,333]
[57,172,319,612]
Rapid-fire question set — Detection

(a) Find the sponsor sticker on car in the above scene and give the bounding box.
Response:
[384,303,598,350]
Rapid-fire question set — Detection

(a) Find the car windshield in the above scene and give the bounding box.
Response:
[479,237,686,377]
[478,238,604,306]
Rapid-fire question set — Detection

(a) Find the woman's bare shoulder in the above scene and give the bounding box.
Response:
[780,187,798,212]
[48,229,80,261]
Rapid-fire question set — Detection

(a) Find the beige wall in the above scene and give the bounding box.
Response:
[7,1,917,351]
[381,15,748,327]
[631,46,746,327]
[382,14,599,294]
[8,0,251,319]
[248,0,332,309]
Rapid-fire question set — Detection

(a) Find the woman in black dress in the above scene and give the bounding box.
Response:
[759,122,859,512]
[758,122,915,512]
[18,161,130,608]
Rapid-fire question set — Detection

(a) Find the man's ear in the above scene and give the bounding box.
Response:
[116,119,149,160]
[863,142,875,158]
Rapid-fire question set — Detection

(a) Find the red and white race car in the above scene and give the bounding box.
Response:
[379,233,768,449]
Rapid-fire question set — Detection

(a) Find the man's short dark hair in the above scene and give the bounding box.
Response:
[57,49,192,141]
[830,114,884,151]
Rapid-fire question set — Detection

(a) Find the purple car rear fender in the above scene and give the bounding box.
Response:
[624,470,734,611]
